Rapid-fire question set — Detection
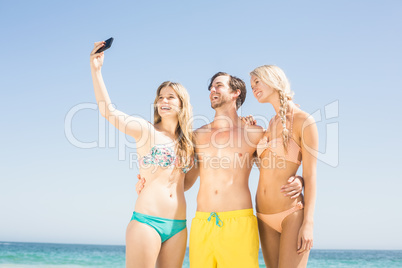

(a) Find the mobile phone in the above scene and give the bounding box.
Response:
[95,37,114,53]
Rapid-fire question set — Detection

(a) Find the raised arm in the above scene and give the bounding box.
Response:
[90,41,150,141]
[297,114,318,254]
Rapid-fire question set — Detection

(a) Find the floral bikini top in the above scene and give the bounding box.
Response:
[141,144,193,173]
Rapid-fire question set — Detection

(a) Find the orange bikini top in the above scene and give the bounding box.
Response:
[256,109,302,165]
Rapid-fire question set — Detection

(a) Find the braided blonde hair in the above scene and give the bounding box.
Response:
[250,65,294,151]
[153,81,194,169]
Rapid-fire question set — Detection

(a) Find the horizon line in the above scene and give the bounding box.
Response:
[1,241,401,251]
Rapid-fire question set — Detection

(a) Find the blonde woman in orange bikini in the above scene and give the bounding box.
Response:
[250,65,318,267]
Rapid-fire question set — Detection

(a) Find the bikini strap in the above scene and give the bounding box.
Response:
[290,108,295,137]
[269,115,276,128]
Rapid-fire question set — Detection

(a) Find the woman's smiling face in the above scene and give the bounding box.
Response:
[250,75,275,103]
[157,86,182,117]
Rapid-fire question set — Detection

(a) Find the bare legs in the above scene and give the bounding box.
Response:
[258,217,280,267]
[258,210,309,268]
[156,228,187,268]
[126,221,187,268]
[126,221,161,268]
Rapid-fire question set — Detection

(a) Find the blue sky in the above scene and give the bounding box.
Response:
[1,0,401,250]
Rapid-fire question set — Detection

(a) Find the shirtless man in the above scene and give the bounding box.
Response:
[181,72,263,267]
[137,72,302,267]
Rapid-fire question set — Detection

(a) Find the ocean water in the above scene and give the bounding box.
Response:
[1,242,401,267]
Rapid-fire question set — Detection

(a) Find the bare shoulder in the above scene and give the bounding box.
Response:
[242,122,265,144]
[293,109,317,136]
[294,109,316,124]
[193,123,212,139]
[195,123,213,134]
[244,123,265,135]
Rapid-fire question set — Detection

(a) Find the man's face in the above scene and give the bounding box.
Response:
[209,75,232,109]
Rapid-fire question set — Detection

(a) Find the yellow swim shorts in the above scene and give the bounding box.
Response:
[189,208,259,268]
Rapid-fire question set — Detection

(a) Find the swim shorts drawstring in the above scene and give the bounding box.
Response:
[208,212,223,227]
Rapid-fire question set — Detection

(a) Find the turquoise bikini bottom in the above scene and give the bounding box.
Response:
[131,211,187,243]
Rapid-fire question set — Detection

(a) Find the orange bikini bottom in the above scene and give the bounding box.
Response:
[257,201,304,233]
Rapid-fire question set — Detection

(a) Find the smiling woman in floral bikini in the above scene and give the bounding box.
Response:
[90,41,195,268]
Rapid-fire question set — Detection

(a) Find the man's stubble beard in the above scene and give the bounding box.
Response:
[210,96,230,109]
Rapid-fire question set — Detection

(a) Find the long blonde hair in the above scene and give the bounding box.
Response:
[250,65,294,151]
[153,81,194,168]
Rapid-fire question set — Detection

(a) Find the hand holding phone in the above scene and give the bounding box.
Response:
[95,37,114,53]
